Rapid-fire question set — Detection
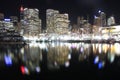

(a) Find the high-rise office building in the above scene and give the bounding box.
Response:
[20,8,42,37]
[10,16,18,23]
[94,11,106,27]
[54,13,69,34]
[77,16,85,28]
[99,12,106,27]
[0,13,15,31]
[46,9,69,34]
[93,16,101,35]
[94,16,101,27]
[46,9,59,33]
[20,6,25,35]
[107,15,115,26]
[20,6,24,20]
[10,16,19,31]
[77,16,91,35]
[4,18,14,31]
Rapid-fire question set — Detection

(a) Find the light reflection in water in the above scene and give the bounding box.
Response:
[4,55,12,66]
[20,42,120,70]
[47,43,70,69]
[1,42,120,74]
[0,44,24,67]
[102,44,109,53]
[20,43,42,74]
[114,43,120,55]
[94,56,99,64]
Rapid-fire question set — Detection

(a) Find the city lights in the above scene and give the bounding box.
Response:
[20,65,29,75]
[4,55,12,66]
[1,0,120,79]
[20,65,25,74]
[4,19,11,22]
[36,66,41,73]
[98,10,101,13]
[98,61,105,69]
[0,7,120,43]
[94,56,99,64]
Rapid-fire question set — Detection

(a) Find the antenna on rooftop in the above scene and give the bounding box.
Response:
[20,0,24,20]
[20,0,24,12]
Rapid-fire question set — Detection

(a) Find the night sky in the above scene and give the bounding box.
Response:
[0,0,120,27]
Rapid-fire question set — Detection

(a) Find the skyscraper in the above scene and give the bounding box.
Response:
[54,13,69,34]
[10,16,18,31]
[77,16,85,28]
[4,18,14,31]
[46,9,69,34]
[94,11,107,27]
[46,9,59,33]
[99,11,106,27]
[107,15,115,26]
[20,6,24,35]
[94,16,101,27]
[20,8,42,38]
[20,6,24,20]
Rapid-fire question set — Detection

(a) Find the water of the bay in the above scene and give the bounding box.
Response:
[0,42,120,80]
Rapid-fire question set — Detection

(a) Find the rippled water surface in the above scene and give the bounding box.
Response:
[1,42,120,80]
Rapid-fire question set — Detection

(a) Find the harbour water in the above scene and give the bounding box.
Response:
[0,42,120,80]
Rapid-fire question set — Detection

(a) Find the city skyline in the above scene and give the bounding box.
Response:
[0,0,120,26]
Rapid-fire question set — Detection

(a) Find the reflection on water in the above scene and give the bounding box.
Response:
[0,44,24,67]
[1,42,120,77]
[20,43,42,74]
[47,43,70,69]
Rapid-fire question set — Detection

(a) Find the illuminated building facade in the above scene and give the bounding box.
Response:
[107,15,116,26]
[47,44,70,69]
[46,9,69,34]
[54,14,69,34]
[10,16,19,31]
[94,11,106,27]
[46,9,59,33]
[3,19,14,31]
[76,16,92,36]
[10,16,18,23]
[77,16,86,28]
[100,12,106,27]
[21,8,42,37]
[94,16,101,27]
[0,18,14,31]
[93,16,102,36]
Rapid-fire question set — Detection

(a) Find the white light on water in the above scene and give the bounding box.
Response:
[114,43,120,55]
[24,67,29,74]
[94,56,99,64]
[98,44,102,54]
[110,54,115,63]
[68,54,71,60]
[65,61,70,67]
[29,42,38,47]
[38,42,46,49]
[36,66,41,72]
[20,48,24,54]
